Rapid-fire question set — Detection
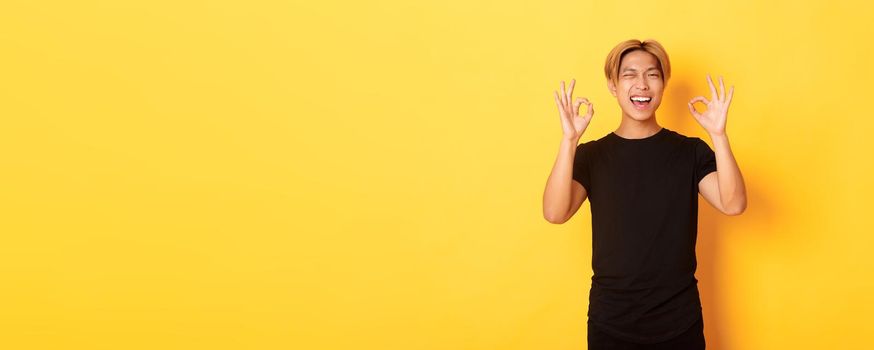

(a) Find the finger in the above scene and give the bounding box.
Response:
[554,91,564,113]
[560,81,567,107]
[576,97,592,112]
[727,85,734,106]
[586,101,594,119]
[573,97,583,116]
[688,96,709,119]
[567,79,576,103]
[689,96,710,106]
[687,101,702,119]
[707,74,718,101]
[719,76,725,101]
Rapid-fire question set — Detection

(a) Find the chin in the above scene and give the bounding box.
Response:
[624,109,655,121]
[623,103,660,121]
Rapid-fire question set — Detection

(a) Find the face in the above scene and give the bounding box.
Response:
[607,50,665,121]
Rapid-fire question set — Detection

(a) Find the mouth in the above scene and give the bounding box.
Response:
[629,95,652,110]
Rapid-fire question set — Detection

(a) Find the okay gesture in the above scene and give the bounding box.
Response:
[688,74,734,136]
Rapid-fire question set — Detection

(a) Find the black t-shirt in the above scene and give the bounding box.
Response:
[572,127,717,344]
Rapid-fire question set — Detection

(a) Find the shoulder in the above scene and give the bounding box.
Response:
[576,132,612,152]
[664,128,694,141]
[664,128,707,148]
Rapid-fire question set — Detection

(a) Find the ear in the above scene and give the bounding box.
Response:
[607,79,617,97]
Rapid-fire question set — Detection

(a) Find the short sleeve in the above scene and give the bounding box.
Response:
[694,138,717,185]
[572,142,592,191]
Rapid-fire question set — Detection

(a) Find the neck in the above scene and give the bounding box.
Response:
[614,113,662,139]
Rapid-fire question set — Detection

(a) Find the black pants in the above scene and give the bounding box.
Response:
[587,317,706,350]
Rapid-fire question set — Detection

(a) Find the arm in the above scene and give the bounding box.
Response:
[542,78,594,224]
[698,134,747,215]
[689,74,748,216]
[543,138,588,224]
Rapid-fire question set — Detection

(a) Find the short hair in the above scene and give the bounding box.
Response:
[604,39,671,86]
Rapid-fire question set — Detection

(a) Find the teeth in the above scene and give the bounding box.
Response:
[631,96,651,102]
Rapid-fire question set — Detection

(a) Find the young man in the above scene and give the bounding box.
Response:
[542,39,747,349]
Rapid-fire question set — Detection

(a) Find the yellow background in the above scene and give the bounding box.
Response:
[1,0,872,349]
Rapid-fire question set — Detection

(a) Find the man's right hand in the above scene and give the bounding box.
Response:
[554,78,594,141]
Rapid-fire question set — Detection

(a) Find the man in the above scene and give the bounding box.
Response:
[542,39,747,349]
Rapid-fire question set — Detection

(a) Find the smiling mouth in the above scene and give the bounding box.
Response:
[630,96,652,109]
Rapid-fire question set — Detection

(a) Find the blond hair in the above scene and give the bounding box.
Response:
[604,39,671,85]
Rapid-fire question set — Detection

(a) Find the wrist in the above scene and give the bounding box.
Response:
[562,135,581,145]
[708,130,728,140]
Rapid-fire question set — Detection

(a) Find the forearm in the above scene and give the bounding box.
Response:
[709,132,747,214]
[542,137,578,223]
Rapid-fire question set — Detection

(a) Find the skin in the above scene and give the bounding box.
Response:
[542,49,747,224]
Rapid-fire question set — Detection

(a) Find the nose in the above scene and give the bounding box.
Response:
[634,76,649,90]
